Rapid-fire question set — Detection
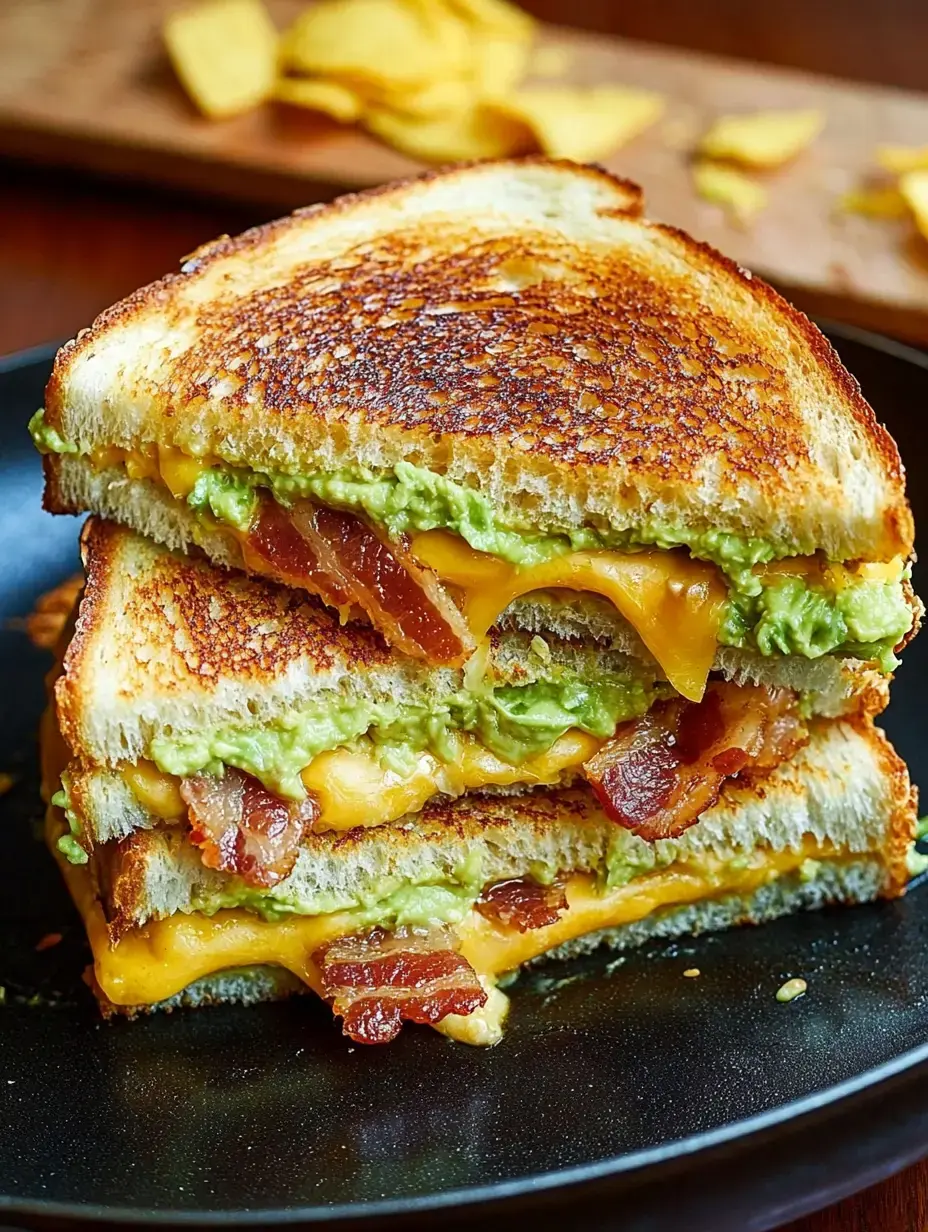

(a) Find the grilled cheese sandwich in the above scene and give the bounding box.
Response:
[44,715,917,1045]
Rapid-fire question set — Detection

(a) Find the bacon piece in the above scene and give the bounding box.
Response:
[289,503,474,665]
[476,878,568,933]
[180,768,318,888]
[583,682,808,842]
[245,496,473,664]
[244,496,353,608]
[314,925,487,1044]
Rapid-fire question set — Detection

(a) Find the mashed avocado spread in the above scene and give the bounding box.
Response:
[30,413,913,669]
[186,818,818,923]
[150,671,657,799]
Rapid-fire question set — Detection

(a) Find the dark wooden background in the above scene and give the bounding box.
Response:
[3,3,927,1227]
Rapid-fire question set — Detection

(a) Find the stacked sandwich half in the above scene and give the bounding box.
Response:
[32,159,920,1044]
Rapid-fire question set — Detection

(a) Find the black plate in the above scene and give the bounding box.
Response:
[2,328,928,1232]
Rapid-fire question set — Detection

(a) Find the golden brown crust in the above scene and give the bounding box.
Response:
[54,517,398,756]
[849,718,919,897]
[44,158,913,561]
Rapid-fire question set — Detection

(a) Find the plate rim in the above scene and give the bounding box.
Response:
[1,1029,927,1226]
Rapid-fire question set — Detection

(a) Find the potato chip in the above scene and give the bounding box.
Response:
[365,102,529,161]
[699,109,824,169]
[164,0,278,119]
[493,86,665,162]
[281,0,468,90]
[274,77,364,122]
[692,160,767,225]
[386,77,474,117]
[529,45,573,79]
[472,33,532,99]
[876,145,928,175]
[900,169,928,241]
[836,185,908,220]
[444,0,534,39]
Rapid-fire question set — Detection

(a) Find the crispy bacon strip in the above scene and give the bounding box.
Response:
[314,925,487,1044]
[244,496,353,608]
[245,495,473,664]
[476,878,568,933]
[583,682,807,842]
[180,768,318,888]
[289,503,474,665]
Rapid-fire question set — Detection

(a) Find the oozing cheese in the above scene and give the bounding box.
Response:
[86,449,726,700]
[49,802,837,1044]
[89,445,211,499]
[85,449,904,705]
[412,530,726,702]
[123,762,186,819]
[123,730,602,832]
[301,729,602,831]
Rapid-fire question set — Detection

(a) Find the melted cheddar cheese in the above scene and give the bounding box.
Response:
[123,730,601,832]
[85,448,904,706]
[411,530,727,702]
[86,448,727,700]
[300,729,601,830]
[48,802,839,1044]
[89,445,210,499]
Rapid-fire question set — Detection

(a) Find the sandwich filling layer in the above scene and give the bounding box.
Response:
[44,712,916,1045]
[32,420,914,692]
[56,678,811,887]
[45,806,878,1046]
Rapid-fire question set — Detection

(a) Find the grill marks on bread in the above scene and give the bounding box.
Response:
[44,159,912,563]
[151,231,809,483]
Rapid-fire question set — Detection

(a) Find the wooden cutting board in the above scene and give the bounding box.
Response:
[2,0,928,343]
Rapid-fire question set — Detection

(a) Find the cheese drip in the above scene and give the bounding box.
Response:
[84,449,904,703]
[412,530,726,702]
[48,803,838,1044]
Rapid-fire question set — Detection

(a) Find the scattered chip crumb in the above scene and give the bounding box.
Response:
[877,145,928,176]
[683,968,700,978]
[776,977,807,1003]
[0,774,14,797]
[35,932,63,953]
[699,108,824,169]
[836,185,909,220]
[692,160,767,226]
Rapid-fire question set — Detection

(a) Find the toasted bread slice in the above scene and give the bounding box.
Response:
[76,720,916,937]
[57,520,890,775]
[47,719,917,1039]
[43,158,911,564]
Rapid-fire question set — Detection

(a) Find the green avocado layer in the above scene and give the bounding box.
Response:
[187,822,824,924]
[191,463,912,669]
[30,414,914,670]
[151,670,659,799]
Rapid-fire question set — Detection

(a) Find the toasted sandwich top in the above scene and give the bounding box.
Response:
[44,158,912,564]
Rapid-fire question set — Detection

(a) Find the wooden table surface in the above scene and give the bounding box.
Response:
[3,3,928,1226]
